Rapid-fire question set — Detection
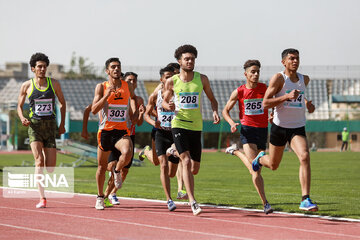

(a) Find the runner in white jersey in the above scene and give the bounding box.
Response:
[144,66,180,211]
[251,48,318,212]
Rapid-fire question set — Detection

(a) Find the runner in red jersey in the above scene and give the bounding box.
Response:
[223,59,273,214]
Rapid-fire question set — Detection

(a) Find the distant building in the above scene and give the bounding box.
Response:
[0,62,28,78]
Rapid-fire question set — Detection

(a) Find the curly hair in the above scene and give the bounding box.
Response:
[29,53,50,68]
[174,44,198,60]
[243,60,261,70]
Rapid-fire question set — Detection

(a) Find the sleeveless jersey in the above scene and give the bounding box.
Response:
[28,77,56,120]
[273,71,306,128]
[172,72,203,131]
[237,83,268,128]
[98,80,131,133]
[156,89,175,131]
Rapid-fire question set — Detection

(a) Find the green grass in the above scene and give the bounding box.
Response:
[0,151,359,219]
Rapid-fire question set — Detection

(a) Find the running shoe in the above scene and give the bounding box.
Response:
[110,194,120,205]
[104,197,113,207]
[299,198,318,211]
[36,198,46,208]
[191,200,202,216]
[114,170,122,189]
[167,199,177,211]
[139,145,150,161]
[176,190,188,200]
[225,144,237,155]
[264,202,274,214]
[95,196,105,210]
[252,151,265,172]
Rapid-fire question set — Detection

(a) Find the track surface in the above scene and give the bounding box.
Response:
[0,189,359,240]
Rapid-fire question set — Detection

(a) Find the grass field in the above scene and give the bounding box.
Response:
[0,151,359,219]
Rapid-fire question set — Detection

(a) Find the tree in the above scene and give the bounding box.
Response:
[65,52,101,79]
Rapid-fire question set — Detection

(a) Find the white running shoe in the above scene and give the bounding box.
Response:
[225,144,237,155]
[36,198,46,208]
[191,200,202,216]
[110,194,120,205]
[114,170,122,189]
[95,196,105,210]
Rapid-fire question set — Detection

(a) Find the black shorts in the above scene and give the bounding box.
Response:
[240,125,268,150]
[155,129,179,164]
[270,123,306,146]
[151,127,157,140]
[108,135,135,169]
[98,129,129,152]
[172,128,202,162]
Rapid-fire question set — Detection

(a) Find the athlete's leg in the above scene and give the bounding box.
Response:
[114,136,133,172]
[30,141,46,199]
[158,154,172,201]
[259,143,285,170]
[145,139,160,165]
[180,151,195,202]
[176,163,184,191]
[168,161,178,178]
[290,135,311,196]
[43,148,57,173]
[241,144,268,205]
[96,148,111,197]
[104,161,116,198]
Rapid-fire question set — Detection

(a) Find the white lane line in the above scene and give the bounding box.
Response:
[48,200,360,239]
[0,206,253,240]
[0,223,99,240]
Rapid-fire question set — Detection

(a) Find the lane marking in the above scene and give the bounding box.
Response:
[0,206,253,240]
[0,223,99,240]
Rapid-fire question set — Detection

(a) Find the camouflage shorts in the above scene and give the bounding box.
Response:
[28,118,57,148]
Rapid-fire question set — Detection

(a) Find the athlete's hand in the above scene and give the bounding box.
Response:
[21,117,31,127]
[306,100,315,113]
[213,111,220,124]
[287,89,300,100]
[154,120,161,129]
[105,85,116,98]
[168,100,175,111]
[59,124,66,135]
[81,130,89,140]
[230,123,239,133]
[139,104,145,115]
[268,112,274,124]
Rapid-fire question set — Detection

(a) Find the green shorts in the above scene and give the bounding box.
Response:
[28,118,57,148]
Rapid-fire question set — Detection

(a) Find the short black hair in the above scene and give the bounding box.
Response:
[166,62,180,70]
[124,72,138,79]
[243,60,261,70]
[29,53,50,68]
[281,48,299,59]
[159,66,175,77]
[105,57,121,69]
[174,44,198,60]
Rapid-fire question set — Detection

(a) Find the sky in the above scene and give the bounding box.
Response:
[1,0,360,68]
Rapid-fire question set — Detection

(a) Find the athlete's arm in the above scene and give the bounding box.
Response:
[52,79,66,135]
[263,73,299,109]
[91,83,113,114]
[303,75,315,113]
[222,89,239,133]
[162,77,175,111]
[17,81,31,127]
[81,104,91,139]
[201,75,220,124]
[144,93,160,128]
[136,96,145,126]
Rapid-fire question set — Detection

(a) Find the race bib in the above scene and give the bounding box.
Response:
[179,92,199,109]
[244,98,264,115]
[159,111,175,128]
[34,99,53,116]
[108,104,127,122]
[284,90,304,108]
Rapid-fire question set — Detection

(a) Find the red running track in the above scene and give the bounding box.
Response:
[0,189,359,240]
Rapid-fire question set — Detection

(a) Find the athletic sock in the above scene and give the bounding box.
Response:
[302,195,309,201]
